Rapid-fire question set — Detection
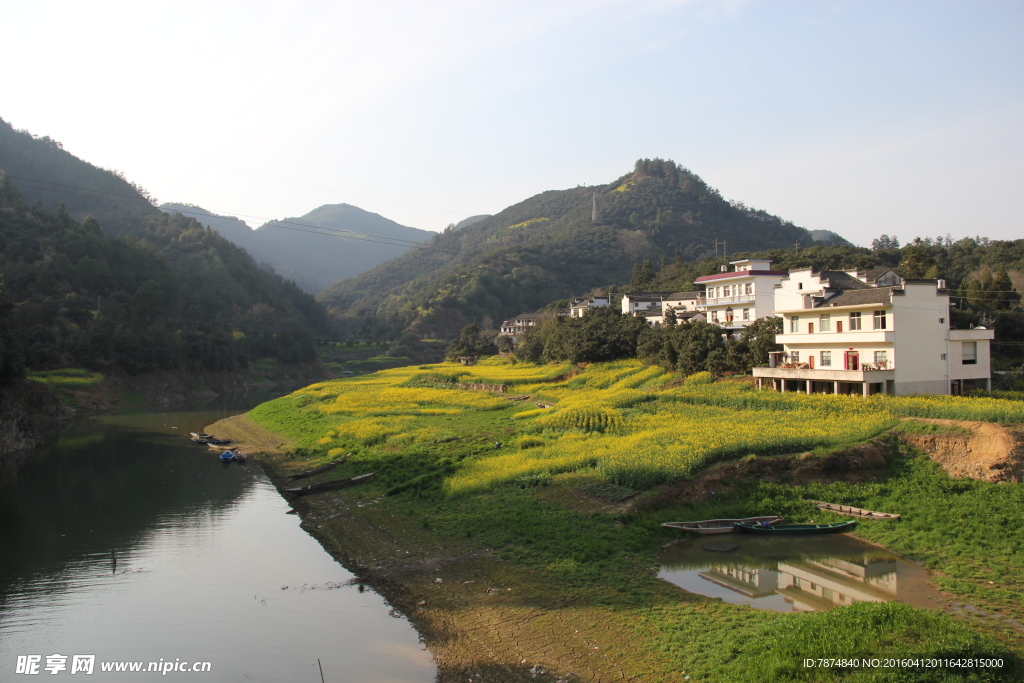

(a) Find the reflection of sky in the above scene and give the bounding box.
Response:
[658,535,943,613]
[0,410,435,682]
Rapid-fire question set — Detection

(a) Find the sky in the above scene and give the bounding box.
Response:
[2,0,1022,246]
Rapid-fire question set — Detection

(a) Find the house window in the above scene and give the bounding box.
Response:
[940,353,947,361]
[820,314,831,332]
[790,316,799,333]
[725,307,734,322]
[742,308,750,321]
[723,286,731,297]
[939,317,945,324]
[798,282,803,290]
[874,351,888,367]
[849,312,862,330]
[820,351,832,367]
[790,351,800,364]
[873,310,887,330]
[745,283,752,295]
[962,342,977,365]
[711,310,719,323]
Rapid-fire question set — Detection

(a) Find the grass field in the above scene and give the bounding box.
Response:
[27,368,105,388]
[246,358,1024,680]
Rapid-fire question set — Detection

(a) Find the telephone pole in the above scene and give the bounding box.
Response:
[591,192,597,223]
[714,240,727,260]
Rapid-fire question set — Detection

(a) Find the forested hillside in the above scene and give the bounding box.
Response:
[0,118,159,233]
[0,176,329,374]
[160,202,435,294]
[318,159,844,339]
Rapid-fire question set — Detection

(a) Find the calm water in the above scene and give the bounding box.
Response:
[0,400,436,682]
[659,533,946,613]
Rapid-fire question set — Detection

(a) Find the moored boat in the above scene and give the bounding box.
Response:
[813,501,900,519]
[219,450,236,461]
[734,521,857,535]
[192,436,232,445]
[287,454,352,480]
[661,516,783,535]
[285,473,374,496]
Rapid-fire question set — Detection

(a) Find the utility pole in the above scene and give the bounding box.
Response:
[714,240,727,260]
[591,192,597,223]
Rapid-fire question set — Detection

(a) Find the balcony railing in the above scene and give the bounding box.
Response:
[696,295,757,306]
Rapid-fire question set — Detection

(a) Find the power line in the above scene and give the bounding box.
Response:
[4,175,458,253]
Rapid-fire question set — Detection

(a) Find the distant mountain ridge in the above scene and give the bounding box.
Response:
[318,158,849,339]
[160,202,435,294]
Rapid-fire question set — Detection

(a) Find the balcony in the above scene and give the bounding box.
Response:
[753,366,895,383]
[696,294,757,307]
[777,330,894,344]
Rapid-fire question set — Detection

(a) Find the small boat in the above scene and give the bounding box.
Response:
[285,473,374,496]
[662,516,783,535]
[287,454,352,480]
[190,432,213,439]
[192,435,232,445]
[813,501,900,519]
[219,450,236,461]
[734,521,857,535]
[232,451,247,462]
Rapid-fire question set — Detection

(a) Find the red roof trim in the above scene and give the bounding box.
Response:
[694,270,788,283]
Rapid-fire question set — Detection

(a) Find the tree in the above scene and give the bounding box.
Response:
[871,235,900,250]
[738,316,783,369]
[0,275,24,382]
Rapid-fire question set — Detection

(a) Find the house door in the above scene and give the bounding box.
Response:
[844,351,859,371]
[808,356,815,369]
[836,321,843,333]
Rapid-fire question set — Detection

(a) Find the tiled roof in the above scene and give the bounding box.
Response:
[862,267,893,281]
[818,287,896,307]
[818,271,873,290]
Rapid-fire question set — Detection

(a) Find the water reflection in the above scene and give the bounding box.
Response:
[659,535,945,612]
[0,404,435,681]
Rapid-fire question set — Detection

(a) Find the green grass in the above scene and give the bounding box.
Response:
[27,368,104,388]
[246,360,1024,677]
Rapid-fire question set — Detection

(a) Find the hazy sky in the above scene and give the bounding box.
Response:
[2,0,1022,246]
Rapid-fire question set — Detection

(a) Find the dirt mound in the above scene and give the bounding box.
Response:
[899,418,1024,483]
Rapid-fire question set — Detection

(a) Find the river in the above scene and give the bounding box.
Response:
[0,399,437,682]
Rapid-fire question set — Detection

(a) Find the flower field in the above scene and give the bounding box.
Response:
[248,358,1024,492]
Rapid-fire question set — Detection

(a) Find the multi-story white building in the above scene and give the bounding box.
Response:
[694,259,788,333]
[753,274,993,396]
[499,312,552,341]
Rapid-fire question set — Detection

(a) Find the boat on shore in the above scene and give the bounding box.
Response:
[734,521,857,535]
[219,450,236,462]
[287,454,352,480]
[813,501,900,519]
[285,473,374,496]
[661,516,783,535]
[191,434,232,445]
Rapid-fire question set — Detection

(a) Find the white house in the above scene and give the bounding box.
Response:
[499,312,552,340]
[621,292,672,315]
[694,259,788,333]
[752,276,993,396]
[570,295,610,318]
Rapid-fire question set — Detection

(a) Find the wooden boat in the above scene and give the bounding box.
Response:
[285,473,374,496]
[192,435,232,445]
[734,521,857,535]
[813,501,900,519]
[287,454,352,480]
[190,432,213,439]
[661,516,783,535]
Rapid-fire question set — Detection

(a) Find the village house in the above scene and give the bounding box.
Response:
[498,312,547,341]
[621,292,672,315]
[570,295,610,318]
[753,270,993,396]
[693,259,788,334]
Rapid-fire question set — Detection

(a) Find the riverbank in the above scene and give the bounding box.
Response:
[206,361,1024,682]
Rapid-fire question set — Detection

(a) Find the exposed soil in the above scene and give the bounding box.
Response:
[898,418,1024,483]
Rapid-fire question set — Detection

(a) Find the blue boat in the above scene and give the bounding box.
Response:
[219,450,236,461]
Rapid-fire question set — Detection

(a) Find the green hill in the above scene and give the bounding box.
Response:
[317,158,846,339]
[0,121,331,377]
[160,203,435,294]
[0,117,159,233]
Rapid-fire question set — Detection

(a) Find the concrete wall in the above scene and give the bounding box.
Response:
[891,284,949,391]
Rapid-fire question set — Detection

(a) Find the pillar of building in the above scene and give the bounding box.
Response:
[780,379,786,393]
[806,380,812,395]
[987,378,992,392]
[862,382,870,397]
[833,381,840,395]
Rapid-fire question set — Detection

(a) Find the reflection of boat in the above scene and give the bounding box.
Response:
[285,473,374,496]
[287,454,352,480]
[813,501,900,519]
[735,521,857,535]
[662,516,783,535]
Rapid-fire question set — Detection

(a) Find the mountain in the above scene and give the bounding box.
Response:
[453,214,491,231]
[317,158,846,339]
[0,117,159,233]
[160,203,435,294]
[0,120,331,376]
